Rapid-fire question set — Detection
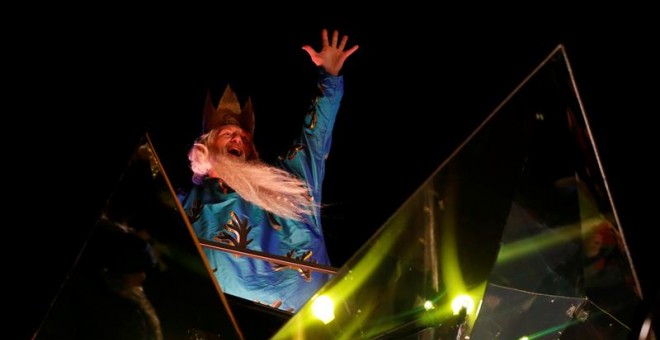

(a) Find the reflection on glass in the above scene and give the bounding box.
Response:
[33,136,244,340]
[272,45,644,339]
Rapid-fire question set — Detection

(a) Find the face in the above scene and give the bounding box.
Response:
[212,125,253,160]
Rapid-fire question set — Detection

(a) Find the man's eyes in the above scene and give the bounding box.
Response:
[220,132,249,143]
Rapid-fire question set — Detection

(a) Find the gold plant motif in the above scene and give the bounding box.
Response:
[306,106,318,130]
[278,144,306,161]
[214,211,253,258]
[272,250,315,282]
[185,199,203,223]
[267,213,283,231]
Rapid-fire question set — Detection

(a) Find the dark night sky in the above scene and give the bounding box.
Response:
[12,9,657,339]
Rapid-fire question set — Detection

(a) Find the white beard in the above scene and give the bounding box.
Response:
[189,144,316,221]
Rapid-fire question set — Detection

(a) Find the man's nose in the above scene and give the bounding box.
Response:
[230,135,243,143]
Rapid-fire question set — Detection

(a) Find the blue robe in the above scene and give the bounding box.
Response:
[180,70,342,312]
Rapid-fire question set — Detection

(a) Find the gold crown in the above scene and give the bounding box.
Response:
[203,84,255,136]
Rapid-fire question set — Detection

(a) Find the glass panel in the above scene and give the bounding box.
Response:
[33,135,244,340]
[272,45,644,339]
[471,284,634,339]
[198,238,338,338]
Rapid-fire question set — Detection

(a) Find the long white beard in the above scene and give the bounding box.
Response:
[189,144,317,221]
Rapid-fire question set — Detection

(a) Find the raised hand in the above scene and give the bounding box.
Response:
[302,29,359,76]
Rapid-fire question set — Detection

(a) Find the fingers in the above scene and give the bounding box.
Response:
[338,35,348,50]
[321,28,357,54]
[301,45,315,60]
[331,30,339,47]
[343,44,359,58]
[321,28,329,47]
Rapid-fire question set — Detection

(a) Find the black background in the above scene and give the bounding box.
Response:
[12,8,657,339]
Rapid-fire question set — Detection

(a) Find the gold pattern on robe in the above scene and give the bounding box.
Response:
[278,144,305,161]
[185,199,203,223]
[267,213,282,231]
[272,250,315,282]
[214,211,253,257]
[253,299,293,313]
[306,109,318,130]
[305,95,320,130]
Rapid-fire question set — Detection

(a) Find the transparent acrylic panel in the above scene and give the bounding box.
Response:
[272,45,644,339]
[471,284,634,339]
[196,237,339,338]
[33,135,244,340]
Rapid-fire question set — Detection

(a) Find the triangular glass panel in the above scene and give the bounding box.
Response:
[32,134,244,340]
[272,45,646,339]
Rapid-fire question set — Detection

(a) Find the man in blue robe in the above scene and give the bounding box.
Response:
[179,28,358,312]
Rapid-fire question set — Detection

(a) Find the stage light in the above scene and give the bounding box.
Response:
[311,295,335,324]
[451,294,474,315]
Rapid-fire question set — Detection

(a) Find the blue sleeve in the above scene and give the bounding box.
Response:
[276,69,344,204]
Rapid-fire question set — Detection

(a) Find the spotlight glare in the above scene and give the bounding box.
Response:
[311,295,335,324]
[451,294,475,315]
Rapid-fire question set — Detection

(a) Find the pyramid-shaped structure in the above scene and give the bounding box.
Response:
[272,45,646,339]
[32,135,246,339]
